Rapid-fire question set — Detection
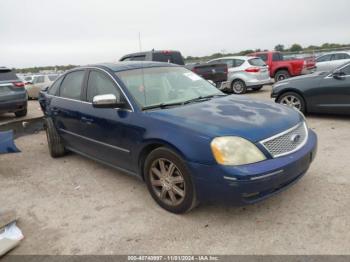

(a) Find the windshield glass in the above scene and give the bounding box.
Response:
[116,67,223,108]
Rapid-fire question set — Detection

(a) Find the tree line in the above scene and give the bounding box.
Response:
[185,43,350,63]
[13,43,350,72]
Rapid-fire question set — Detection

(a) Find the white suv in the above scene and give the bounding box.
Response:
[209,56,273,94]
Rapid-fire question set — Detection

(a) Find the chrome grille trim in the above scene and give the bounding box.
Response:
[260,122,308,158]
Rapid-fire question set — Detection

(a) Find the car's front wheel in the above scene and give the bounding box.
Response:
[277,92,306,113]
[45,117,66,158]
[144,147,197,214]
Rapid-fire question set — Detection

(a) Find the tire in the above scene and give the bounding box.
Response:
[274,70,290,82]
[15,108,27,117]
[277,92,306,114]
[231,79,247,94]
[252,85,263,91]
[144,147,197,214]
[45,117,66,158]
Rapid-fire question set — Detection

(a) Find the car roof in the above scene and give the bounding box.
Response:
[211,56,254,61]
[319,51,350,56]
[82,61,179,72]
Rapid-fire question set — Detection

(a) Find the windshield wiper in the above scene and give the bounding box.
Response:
[142,94,227,110]
[142,102,186,110]
[183,94,227,104]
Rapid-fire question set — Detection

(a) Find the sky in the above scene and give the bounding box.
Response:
[1,0,350,68]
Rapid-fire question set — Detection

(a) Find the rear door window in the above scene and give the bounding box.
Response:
[316,54,332,62]
[59,70,85,100]
[332,53,350,60]
[0,70,18,81]
[87,70,121,102]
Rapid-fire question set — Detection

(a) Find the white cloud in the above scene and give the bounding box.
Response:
[0,0,349,67]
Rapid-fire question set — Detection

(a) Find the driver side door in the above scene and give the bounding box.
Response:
[309,64,350,114]
[77,69,135,171]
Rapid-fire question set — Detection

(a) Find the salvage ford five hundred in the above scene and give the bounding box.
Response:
[39,62,317,214]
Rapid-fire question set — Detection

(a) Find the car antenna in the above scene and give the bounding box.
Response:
[139,32,147,105]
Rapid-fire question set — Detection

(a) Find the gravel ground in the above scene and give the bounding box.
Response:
[0,86,349,255]
[0,100,43,125]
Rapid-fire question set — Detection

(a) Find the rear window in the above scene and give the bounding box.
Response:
[153,52,185,65]
[0,70,18,81]
[248,58,266,66]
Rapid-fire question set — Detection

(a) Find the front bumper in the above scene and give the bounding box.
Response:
[188,129,317,205]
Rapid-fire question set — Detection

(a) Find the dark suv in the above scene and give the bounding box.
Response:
[119,50,185,65]
[0,67,27,117]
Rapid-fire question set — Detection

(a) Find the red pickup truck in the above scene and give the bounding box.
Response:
[249,51,316,82]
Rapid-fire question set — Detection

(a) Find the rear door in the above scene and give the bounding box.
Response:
[77,69,134,170]
[316,54,332,71]
[51,70,87,151]
[330,53,350,70]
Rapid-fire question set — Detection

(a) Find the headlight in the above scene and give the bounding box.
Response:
[211,137,266,166]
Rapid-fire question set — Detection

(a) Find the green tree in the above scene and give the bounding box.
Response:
[289,44,303,52]
[274,44,285,52]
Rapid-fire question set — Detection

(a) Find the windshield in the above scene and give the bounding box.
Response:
[116,67,223,108]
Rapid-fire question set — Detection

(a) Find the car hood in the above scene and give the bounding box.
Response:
[278,71,328,84]
[147,95,303,142]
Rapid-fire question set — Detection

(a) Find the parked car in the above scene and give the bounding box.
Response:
[315,52,350,72]
[185,62,228,88]
[0,67,27,117]
[39,62,317,214]
[26,74,58,99]
[208,56,273,94]
[272,62,350,115]
[120,50,185,65]
[250,51,316,82]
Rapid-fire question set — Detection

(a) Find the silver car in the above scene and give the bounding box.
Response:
[25,74,58,99]
[315,52,350,72]
[209,56,273,94]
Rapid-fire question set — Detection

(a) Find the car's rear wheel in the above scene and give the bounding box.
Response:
[45,117,66,158]
[274,70,290,82]
[15,109,27,117]
[277,92,306,113]
[231,80,247,94]
[252,85,263,91]
[144,147,197,214]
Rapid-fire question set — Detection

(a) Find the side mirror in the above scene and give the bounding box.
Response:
[92,94,125,109]
[333,70,346,80]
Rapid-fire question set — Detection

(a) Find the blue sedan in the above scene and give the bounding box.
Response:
[39,62,317,213]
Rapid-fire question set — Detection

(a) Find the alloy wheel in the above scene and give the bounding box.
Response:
[280,95,302,110]
[149,158,186,206]
[233,81,244,93]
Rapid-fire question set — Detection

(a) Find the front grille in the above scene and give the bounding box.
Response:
[260,122,308,158]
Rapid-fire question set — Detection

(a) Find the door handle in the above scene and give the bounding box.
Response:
[81,116,94,124]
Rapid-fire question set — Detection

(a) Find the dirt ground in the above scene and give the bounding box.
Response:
[0,86,349,255]
[0,100,43,124]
